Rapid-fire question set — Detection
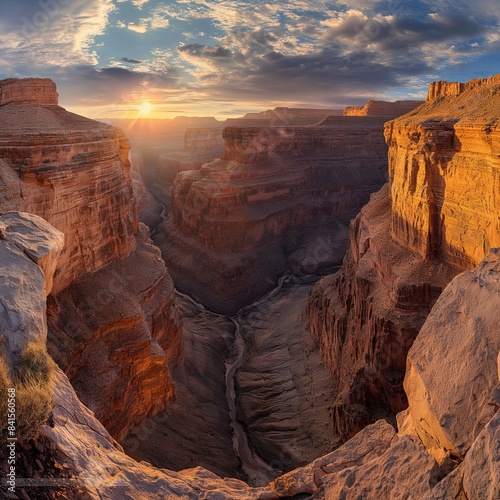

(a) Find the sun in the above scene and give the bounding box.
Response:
[138,100,153,116]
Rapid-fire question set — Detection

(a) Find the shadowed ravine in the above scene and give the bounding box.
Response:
[122,268,338,484]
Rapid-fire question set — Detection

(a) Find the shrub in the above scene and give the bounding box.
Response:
[1,343,53,443]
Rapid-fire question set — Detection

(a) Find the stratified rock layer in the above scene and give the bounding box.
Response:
[0,78,181,440]
[0,99,138,293]
[0,77,59,105]
[309,74,500,441]
[386,76,500,269]
[159,117,388,314]
[343,100,423,117]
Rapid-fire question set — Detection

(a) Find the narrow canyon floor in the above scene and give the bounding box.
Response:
[122,272,339,486]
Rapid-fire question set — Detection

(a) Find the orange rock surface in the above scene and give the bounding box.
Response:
[309,74,500,440]
[160,117,389,314]
[343,99,423,117]
[0,78,181,439]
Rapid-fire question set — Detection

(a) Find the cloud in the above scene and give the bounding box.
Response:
[121,57,143,64]
[0,0,115,70]
[127,22,147,33]
[178,44,232,59]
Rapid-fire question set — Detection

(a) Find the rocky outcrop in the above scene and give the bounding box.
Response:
[386,74,500,269]
[47,225,181,441]
[0,211,64,364]
[426,74,500,100]
[309,74,500,441]
[403,249,500,463]
[159,117,388,314]
[0,78,181,441]
[0,83,138,294]
[184,128,224,153]
[309,186,457,439]
[0,78,59,105]
[343,99,423,117]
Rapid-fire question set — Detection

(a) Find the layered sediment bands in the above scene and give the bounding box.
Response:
[310,75,500,442]
[426,73,500,100]
[343,100,423,117]
[184,127,224,152]
[309,186,458,440]
[160,117,388,314]
[236,281,339,471]
[386,74,500,269]
[47,225,181,441]
[0,100,138,293]
[0,77,59,105]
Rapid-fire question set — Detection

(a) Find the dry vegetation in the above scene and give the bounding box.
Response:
[1,342,53,443]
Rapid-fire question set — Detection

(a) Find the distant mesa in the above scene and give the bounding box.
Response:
[343,99,423,118]
[0,77,59,106]
[427,73,500,100]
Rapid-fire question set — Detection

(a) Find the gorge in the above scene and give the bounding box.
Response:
[0,75,499,500]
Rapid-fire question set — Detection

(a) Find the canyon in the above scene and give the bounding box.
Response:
[0,74,499,500]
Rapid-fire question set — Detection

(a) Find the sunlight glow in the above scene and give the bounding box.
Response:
[138,100,153,116]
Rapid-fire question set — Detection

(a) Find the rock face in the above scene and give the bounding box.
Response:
[0,211,64,364]
[403,249,500,462]
[309,74,500,441]
[343,100,423,117]
[184,128,224,153]
[309,186,457,439]
[0,77,59,105]
[0,78,181,440]
[386,76,500,269]
[159,117,389,314]
[426,74,500,100]
[47,225,180,441]
[0,82,138,294]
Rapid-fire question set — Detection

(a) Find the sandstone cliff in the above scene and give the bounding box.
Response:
[309,74,500,441]
[157,117,389,314]
[0,78,181,440]
[343,99,423,117]
[184,127,224,153]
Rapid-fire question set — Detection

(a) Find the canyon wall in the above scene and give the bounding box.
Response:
[184,127,224,153]
[0,78,181,440]
[309,74,500,440]
[157,116,389,314]
[343,99,423,117]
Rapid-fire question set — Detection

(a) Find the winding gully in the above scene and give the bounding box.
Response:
[175,273,297,485]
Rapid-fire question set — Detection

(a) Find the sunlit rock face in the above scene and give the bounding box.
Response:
[309,74,500,441]
[0,78,181,440]
[157,117,389,314]
[387,75,500,269]
[343,99,423,117]
[0,78,138,293]
[0,77,59,105]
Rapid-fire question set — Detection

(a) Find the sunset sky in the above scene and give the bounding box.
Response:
[0,0,498,119]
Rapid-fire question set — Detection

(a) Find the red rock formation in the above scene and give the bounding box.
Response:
[309,74,500,441]
[0,77,59,105]
[386,74,500,269]
[235,107,343,124]
[343,99,423,117]
[426,73,500,100]
[184,127,224,152]
[0,78,181,440]
[0,94,138,293]
[159,117,389,314]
